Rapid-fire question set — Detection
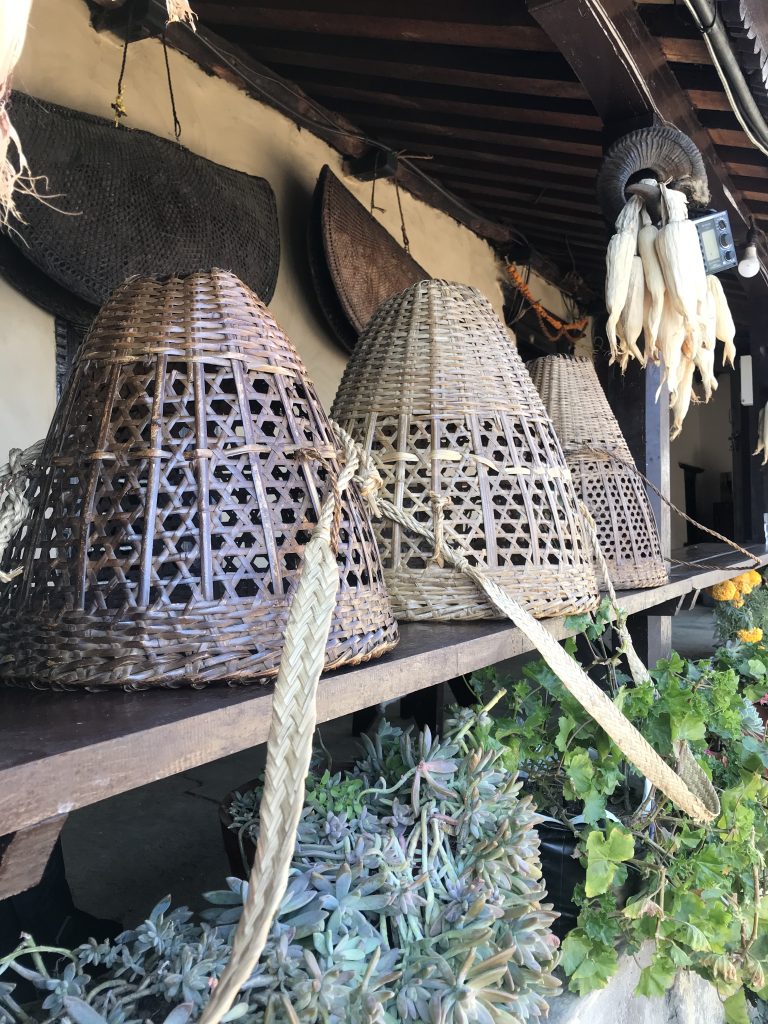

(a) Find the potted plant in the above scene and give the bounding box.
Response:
[1,709,561,1023]
[465,605,768,1022]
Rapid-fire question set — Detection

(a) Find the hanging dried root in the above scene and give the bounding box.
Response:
[0,0,32,227]
[166,0,198,28]
[755,403,768,466]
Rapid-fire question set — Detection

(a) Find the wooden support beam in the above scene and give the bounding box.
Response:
[0,816,67,900]
[144,15,516,244]
[747,283,768,541]
[190,6,556,51]
[527,0,757,243]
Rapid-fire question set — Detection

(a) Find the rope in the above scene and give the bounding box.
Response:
[162,30,183,141]
[394,164,411,255]
[428,491,449,568]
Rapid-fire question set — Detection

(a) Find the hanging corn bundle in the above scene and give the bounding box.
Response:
[0,0,32,227]
[604,179,737,439]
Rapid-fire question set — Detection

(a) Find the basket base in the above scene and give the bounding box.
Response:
[602,557,668,591]
[385,565,599,622]
[0,591,398,690]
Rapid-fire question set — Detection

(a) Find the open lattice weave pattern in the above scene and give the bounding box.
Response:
[0,270,397,689]
[331,279,599,621]
[528,355,668,591]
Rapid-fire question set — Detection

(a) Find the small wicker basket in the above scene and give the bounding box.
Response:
[331,280,599,621]
[528,355,668,591]
[0,270,398,689]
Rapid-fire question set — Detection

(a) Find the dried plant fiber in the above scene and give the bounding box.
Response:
[0,0,32,226]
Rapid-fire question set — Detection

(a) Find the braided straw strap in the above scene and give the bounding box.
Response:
[577,502,719,818]
[198,434,369,1024]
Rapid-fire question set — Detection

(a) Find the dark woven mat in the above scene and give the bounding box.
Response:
[0,233,97,329]
[4,92,280,307]
[308,165,428,351]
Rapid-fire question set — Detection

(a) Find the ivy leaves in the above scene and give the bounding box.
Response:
[583,828,634,898]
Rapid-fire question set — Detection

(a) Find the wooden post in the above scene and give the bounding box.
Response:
[0,816,67,900]
[597,345,673,665]
[747,282,768,543]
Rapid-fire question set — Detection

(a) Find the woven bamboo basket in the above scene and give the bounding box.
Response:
[331,280,599,621]
[0,270,398,689]
[528,355,668,591]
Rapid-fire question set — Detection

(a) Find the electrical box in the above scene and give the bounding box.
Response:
[693,210,737,275]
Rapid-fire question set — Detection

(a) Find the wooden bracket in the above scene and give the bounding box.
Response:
[0,816,67,901]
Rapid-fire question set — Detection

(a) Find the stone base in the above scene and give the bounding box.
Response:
[547,944,725,1024]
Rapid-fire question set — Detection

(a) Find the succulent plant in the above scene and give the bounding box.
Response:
[0,709,559,1023]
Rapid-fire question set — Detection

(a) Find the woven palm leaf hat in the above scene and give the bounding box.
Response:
[331,279,600,621]
[528,355,668,590]
[2,94,280,314]
[0,270,398,689]
[308,166,428,352]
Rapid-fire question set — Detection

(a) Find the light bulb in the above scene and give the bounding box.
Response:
[738,243,760,278]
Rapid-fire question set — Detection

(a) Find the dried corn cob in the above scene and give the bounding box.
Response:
[655,184,707,360]
[617,255,646,369]
[638,208,664,360]
[670,356,696,441]
[655,293,686,401]
[605,195,642,364]
[707,274,736,368]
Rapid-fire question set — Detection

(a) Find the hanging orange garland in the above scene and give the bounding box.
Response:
[506,264,589,343]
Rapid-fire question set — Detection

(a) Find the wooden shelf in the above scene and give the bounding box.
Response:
[0,543,765,837]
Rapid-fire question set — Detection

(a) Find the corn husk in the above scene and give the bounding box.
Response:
[605,196,642,364]
[0,0,33,227]
[707,274,736,368]
[617,255,646,370]
[670,357,696,441]
[655,184,707,360]
[638,209,664,360]
[655,293,686,401]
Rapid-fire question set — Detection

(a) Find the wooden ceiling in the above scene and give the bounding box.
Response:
[164,0,768,317]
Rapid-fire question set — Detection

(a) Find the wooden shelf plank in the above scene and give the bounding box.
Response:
[0,544,765,836]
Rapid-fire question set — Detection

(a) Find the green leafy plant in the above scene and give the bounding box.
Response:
[0,712,560,1024]
[466,610,768,1021]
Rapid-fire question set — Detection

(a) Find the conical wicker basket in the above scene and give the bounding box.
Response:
[0,270,398,689]
[331,280,599,621]
[528,355,668,591]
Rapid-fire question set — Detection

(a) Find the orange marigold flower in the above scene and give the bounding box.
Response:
[733,595,745,608]
[710,580,737,602]
[737,627,763,644]
[733,573,756,595]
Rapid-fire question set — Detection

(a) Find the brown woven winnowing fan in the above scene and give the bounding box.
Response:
[331,279,600,621]
[0,270,398,689]
[528,355,668,591]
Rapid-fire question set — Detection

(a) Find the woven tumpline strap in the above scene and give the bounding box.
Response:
[198,438,369,1024]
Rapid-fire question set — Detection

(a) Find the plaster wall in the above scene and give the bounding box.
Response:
[2,0,533,452]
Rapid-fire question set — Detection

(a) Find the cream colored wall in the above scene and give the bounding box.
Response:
[0,279,57,452]
[2,0,515,454]
[670,373,733,549]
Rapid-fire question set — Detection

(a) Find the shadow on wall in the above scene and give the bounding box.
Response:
[670,372,733,548]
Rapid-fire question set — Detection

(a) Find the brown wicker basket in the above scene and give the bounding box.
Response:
[0,270,398,689]
[528,355,668,591]
[331,280,599,621]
